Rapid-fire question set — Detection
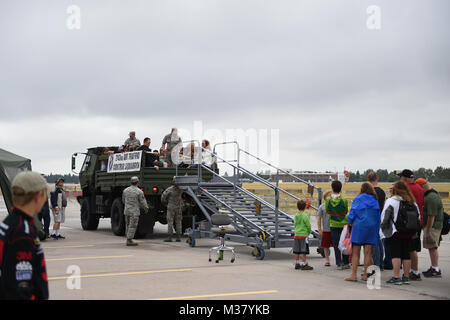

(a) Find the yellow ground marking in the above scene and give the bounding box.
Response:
[42,245,95,249]
[152,290,278,300]
[48,268,192,280]
[46,255,132,262]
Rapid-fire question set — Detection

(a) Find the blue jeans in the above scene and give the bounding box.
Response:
[330,227,350,266]
[382,238,393,269]
[372,238,384,269]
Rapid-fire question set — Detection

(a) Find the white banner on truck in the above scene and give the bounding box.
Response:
[107,151,142,173]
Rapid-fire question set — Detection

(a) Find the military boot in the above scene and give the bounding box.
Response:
[176,234,182,242]
[126,239,138,246]
[164,237,173,242]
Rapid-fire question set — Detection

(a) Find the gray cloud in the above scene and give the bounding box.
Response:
[0,0,449,174]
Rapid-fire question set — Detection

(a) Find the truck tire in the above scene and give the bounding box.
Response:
[182,217,193,233]
[80,198,100,230]
[134,211,156,239]
[111,198,126,236]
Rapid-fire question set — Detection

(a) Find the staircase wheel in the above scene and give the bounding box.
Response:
[252,247,265,260]
[187,237,196,247]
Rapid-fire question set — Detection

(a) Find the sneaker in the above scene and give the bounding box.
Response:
[409,271,422,281]
[50,234,57,239]
[336,264,343,270]
[56,234,65,239]
[422,267,442,278]
[402,276,410,285]
[295,263,301,270]
[386,277,402,285]
[343,264,351,270]
[301,264,314,270]
[126,239,138,246]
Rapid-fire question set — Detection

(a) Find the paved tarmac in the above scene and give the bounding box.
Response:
[1,199,449,300]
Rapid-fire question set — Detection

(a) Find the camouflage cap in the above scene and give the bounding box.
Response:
[12,171,48,193]
[129,131,136,136]
[131,176,139,183]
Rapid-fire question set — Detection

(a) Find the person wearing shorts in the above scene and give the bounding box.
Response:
[293,199,312,270]
[380,181,419,285]
[50,178,67,239]
[345,183,380,282]
[293,238,310,256]
[317,191,332,266]
[387,235,414,260]
[416,178,444,278]
[398,169,424,280]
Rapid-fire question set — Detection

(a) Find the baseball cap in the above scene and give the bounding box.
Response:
[397,169,414,179]
[56,178,65,184]
[415,178,427,185]
[12,171,48,193]
[131,176,139,183]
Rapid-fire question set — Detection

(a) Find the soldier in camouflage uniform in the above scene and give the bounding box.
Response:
[122,176,149,246]
[124,131,141,151]
[161,179,184,242]
[161,128,182,167]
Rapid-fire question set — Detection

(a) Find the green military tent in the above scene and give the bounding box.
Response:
[0,148,32,215]
[0,148,46,240]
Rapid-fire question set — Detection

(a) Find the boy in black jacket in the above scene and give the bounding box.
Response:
[0,172,49,300]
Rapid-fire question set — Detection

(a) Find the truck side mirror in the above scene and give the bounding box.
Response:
[72,154,77,170]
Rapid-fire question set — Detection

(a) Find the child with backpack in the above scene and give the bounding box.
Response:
[380,181,420,285]
[326,180,350,270]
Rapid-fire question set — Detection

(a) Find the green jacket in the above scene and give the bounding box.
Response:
[325,194,349,228]
[294,212,311,238]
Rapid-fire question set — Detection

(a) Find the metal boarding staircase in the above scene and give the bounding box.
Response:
[175,141,323,260]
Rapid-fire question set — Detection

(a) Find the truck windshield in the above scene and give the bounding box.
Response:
[81,155,91,172]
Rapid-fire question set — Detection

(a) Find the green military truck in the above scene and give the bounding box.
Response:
[72,146,216,238]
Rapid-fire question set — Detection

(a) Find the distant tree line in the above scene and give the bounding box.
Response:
[348,167,450,183]
[236,167,450,183]
[45,173,80,184]
[49,167,448,185]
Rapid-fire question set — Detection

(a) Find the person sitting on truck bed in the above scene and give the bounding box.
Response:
[100,148,114,171]
[124,131,141,151]
[152,149,168,168]
[177,147,190,168]
[138,138,167,170]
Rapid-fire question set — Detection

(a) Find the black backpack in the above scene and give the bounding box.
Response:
[441,212,450,235]
[395,200,420,234]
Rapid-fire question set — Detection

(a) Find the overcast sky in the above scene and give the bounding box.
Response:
[0,0,449,175]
